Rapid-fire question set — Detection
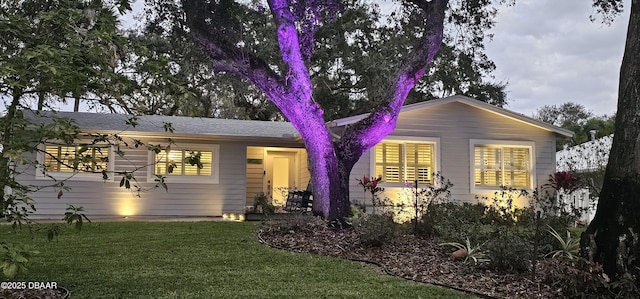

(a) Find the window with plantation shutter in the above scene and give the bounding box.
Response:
[503,147,530,188]
[43,144,109,173]
[473,143,531,188]
[149,144,220,184]
[376,143,402,183]
[37,143,112,181]
[155,149,213,176]
[375,142,435,184]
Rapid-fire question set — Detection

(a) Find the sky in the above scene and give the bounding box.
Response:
[482,0,630,117]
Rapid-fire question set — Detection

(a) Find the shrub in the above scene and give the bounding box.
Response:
[355,176,387,214]
[352,214,396,247]
[485,232,531,272]
[540,256,615,298]
[253,192,275,215]
[479,187,531,227]
[396,173,453,229]
[419,202,489,242]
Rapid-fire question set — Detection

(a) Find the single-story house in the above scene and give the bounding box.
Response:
[19,95,572,219]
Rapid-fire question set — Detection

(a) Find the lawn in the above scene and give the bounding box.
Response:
[1,221,475,298]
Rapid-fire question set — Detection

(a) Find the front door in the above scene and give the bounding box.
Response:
[266,151,298,206]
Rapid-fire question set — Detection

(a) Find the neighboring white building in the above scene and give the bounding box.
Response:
[556,134,612,224]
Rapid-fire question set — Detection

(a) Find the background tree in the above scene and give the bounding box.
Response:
[180,0,507,222]
[129,0,506,121]
[118,0,283,119]
[0,0,135,113]
[534,102,593,128]
[0,0,136,221]
[534,102,615,150]
[0,0,174,230]
[579,0,640,289]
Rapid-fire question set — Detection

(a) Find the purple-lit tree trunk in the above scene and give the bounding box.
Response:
[183,0,447,222]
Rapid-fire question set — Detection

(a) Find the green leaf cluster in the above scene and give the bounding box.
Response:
[0,242,39,279]
[63,204,92,232]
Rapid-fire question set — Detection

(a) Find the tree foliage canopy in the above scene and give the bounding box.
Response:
[0,0,134,111]
[534,102,615,150]
[123,0,507,120]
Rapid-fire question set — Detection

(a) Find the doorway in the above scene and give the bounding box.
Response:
[265,150,299,206]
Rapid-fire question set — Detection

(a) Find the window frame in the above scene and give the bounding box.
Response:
[147,144,220,184]
[369,137,440,186]
[36,143,114,181]
[469,139,536,192]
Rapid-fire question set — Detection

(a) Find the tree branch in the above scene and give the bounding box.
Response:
[182,0,288,102]
[266,0,313,100]
[337,0,448,164]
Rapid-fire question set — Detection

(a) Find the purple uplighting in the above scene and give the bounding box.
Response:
[186,0,447,221]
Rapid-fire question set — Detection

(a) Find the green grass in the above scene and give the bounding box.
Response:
[1,221,475,298]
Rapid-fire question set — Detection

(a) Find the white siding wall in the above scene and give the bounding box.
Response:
[246,146,265,205]
[299,150,311,189]
[350,150,373,206]
[20,138,248,218]
[350,102,557,208]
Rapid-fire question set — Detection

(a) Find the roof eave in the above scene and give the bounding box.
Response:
[328,95,575,138]
[79,130,304,145]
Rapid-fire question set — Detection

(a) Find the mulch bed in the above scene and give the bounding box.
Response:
[258,222,556,299]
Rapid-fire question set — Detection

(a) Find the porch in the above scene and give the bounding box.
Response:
[245,146,311,208]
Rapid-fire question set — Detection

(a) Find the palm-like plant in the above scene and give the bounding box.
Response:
[547,226,580,259]
[440,238,490,265]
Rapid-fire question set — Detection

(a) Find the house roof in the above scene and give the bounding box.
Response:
[24,95,572,141]
[25,110,300,141]
[329,95,574,137]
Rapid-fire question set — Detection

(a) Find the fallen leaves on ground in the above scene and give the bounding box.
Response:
[258,222,555,299]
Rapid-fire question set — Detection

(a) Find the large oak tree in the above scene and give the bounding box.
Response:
[181,0,503,223]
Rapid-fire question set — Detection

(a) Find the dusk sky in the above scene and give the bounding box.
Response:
[378,0,629,118]
[483,0,630,118]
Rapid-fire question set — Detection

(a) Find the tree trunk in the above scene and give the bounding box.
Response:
[37,92,45,110]
[0,91,22,214]
[580,1,640,282]
[74,94,80,112]
[306,138,357,223]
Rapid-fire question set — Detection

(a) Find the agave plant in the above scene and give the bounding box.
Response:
[547,226,580,259]
[440,238,490,265]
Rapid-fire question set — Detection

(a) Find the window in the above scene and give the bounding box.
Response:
[43,144,109,173]
[37,143,111,181]
[155,149,212,176]
[374,142,435,184]
[473,142,532,188]
[149,144,220,184]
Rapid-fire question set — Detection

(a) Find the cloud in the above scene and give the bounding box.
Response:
[486,0,629,117]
